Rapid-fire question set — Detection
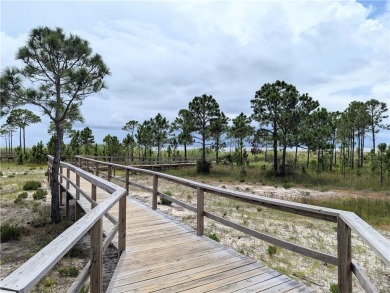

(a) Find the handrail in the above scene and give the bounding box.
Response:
[0,156,126,293]
[76,155,389,293]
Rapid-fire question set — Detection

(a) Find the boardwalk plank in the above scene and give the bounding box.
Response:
[71,171,315,293]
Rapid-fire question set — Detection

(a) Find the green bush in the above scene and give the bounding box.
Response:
[330,283,339,293]
[14,192,28,204]
[208,233,220,242]
[58,266,79,277]
[33,189,47,200]
[0,223,22,242]
[197,160,211,174]
[267,245,277,256]
[23,181,42,190]
[160,191,172,205]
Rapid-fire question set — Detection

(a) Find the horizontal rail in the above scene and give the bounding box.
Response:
[204,211,338,266]
[75,156,390,293]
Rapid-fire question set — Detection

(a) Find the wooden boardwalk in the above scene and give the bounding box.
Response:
[69,173,315,293]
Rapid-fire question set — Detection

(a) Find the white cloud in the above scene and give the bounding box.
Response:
[1,0,389,146]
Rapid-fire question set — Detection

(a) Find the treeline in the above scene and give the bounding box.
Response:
[2,80,389,180]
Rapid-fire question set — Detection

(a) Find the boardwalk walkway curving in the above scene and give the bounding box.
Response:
[68,171,316,293]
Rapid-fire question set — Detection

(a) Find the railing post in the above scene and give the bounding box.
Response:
[91,184,97,209]
[95,162,99,176]
[152,175,158,210]
[338,217,352,293]
[118,193,127,255]
[108,165,112,182]
[66,168,70,190]
[90,218,103,293]
[76,174,80,200]
[65,192,70,219]
[77,157,81,168]
[197,187,204,236]
[125,169,129,195]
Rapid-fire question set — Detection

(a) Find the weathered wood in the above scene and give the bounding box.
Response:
[125,169,129,195]
[152,175,158,210]
[66,168,70,190]
[65,193,70,219]
[90,219,103,293]
[91,184,97,208]
[205,211,338,266]
[341,211,390,266]
[95,161,99,176]
[67,261,90,293]
[118,194,126,255]
[157,192,197,213]
[338,217,352,293]
[197,187,204,236]
[103,223,119,252]
[351,260,378,293]
[107,165,112,182]
[75,174,80,200]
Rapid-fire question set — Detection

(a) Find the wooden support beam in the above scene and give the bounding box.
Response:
[338,217,352,293]
[125,169,129,195]
[152,175,158,210]
[197,187,204,236]
[108,165,112,182]
[118,194,126,255]
[90,219,103,293]
[66,168,70,190]
[91,184,97,209]
[76,174,80,200]
[95,162,99,176]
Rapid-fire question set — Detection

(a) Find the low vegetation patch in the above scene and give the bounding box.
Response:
[0,222,22,242]
[14,192,28,204]
[58,265,79,277]
[33,189,47,200]
[208,232,220,242]
[160,191,172,205]
[23,180,42,191]
[304,197,390,226]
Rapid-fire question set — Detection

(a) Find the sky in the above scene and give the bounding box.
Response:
[1,0,390,148]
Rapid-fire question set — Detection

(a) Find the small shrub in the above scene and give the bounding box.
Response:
[14,192,28,204]
[0,171,3,176]
[58,266,79,277]
[160,191,172,205]
[267,245,277,256]
[42,276,55,287]
[208,233,220,242]
[80,285,89,293]
[23,181,42,190]
[197,160,211,174]
[283,182,293,189]
[33,189,47,200]
[0,223,22,242]
[330,283,339,293]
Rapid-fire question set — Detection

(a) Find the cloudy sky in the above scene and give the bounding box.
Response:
[1,0,390,147]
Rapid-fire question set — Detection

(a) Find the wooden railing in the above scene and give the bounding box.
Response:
[0,156,127,293]
[76,155,389,293]
[81,155,197,166]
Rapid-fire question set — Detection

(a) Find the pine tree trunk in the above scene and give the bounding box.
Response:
[51,124,63,224]
[273,123,278,174]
